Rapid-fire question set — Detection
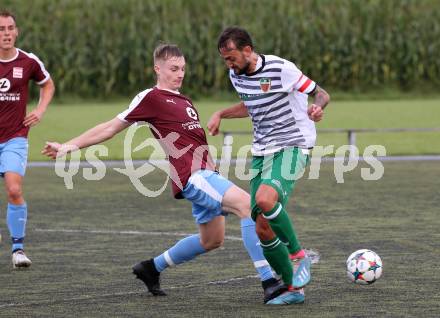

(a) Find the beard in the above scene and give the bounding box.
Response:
[234,61,251,75]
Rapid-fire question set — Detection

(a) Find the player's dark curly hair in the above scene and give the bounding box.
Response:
[153,43,183,63]
[217,26,253,52]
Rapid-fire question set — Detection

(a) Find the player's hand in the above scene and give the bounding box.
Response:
[207,112,221,136]
[23,109,44,127]
[308,104,324,122]
[42,142,77,159]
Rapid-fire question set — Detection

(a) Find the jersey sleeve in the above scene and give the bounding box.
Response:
[117,89,154,123]
[281,60,316,94]
[29,53,50,85]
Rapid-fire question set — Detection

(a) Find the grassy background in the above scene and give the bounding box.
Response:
[0,162,439,317]
[27,98,440,161]
[4,0,440,98]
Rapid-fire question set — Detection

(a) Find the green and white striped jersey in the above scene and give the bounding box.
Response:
[229,54,317,156]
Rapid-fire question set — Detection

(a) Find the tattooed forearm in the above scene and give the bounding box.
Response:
[311,85,330,109]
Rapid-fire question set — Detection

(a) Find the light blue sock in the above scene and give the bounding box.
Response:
[241,217,275,281]
[7,202,27,252]
[154,234,206,272]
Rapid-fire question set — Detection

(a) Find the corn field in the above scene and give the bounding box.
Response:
[3,0,439,98]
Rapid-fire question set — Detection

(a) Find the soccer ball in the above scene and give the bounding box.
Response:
[346,249,382,285]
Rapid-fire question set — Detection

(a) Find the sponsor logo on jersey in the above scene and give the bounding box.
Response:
[0,93,20,101]
[182,121,201,130]
[238,92,265,101]
[259,78,271,92]
[166,99,176,104]
[0,78,11,92]
[13,67,23,79]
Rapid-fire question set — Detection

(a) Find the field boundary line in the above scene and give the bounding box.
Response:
[34,228,243,241]
[35,228,321,261]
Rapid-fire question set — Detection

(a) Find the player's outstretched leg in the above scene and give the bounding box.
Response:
[222,184,287,303]
[132,259,166,296]
[133,233,207,295]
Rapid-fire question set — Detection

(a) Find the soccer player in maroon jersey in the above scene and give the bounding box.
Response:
[0,10,55,268]
[42,44,287,303]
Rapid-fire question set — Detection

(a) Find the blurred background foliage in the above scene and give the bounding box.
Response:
[3,0,439,99]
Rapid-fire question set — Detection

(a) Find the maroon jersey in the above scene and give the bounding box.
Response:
[118,87,215,198]
[0,49,50,143]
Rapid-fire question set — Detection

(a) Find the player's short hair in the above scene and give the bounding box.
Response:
[217,26,253,52]
[153,43,183,64]
[0,9,17,24]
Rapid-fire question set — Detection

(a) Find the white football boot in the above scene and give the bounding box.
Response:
[12,250,32,268]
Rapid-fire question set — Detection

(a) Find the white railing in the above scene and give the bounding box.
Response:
[221,128,440,156]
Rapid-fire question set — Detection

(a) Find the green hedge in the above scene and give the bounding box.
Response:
[3,0,439,98]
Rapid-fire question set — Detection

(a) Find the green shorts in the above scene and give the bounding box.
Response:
[250,147,310,221]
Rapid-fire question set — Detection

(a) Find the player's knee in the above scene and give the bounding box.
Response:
[255,216,275,241]
[6,184,23,202]
[255,191,277,212]
[202,237,224,251]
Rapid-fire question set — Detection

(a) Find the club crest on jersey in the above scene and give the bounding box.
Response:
[0,78,11,92]
[259,78,271,92]
[13,67,23,79]
[186,107,198,120]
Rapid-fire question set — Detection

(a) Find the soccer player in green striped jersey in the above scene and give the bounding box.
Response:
[208,26,330,305]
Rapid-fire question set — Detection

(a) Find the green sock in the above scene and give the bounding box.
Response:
[260,237,293,286]
[263,202,301,254]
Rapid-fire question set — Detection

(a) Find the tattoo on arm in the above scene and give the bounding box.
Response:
[310,85,330,109]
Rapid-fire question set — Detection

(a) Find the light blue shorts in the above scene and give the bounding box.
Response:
[0,137,28,177]
[182,170,234,224]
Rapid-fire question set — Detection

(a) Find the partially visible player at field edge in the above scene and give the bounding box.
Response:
[208,26,330,305]
[0,10,55,268]
[42,43,287,303]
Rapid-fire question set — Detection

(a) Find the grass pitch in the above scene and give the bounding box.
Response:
[0,161,439,317]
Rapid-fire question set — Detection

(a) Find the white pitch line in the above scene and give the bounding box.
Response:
[34,228,321,264]
[34,228,243,241]
[34,228,321,263]
[0,275,258,309]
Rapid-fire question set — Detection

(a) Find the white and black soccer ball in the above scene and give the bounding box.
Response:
[346,249,382,285]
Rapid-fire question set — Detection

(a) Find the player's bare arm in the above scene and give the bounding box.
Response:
[308,85,330,122]
[207,101,248,136]
[42,117,130,159]
[23,78,55,127]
